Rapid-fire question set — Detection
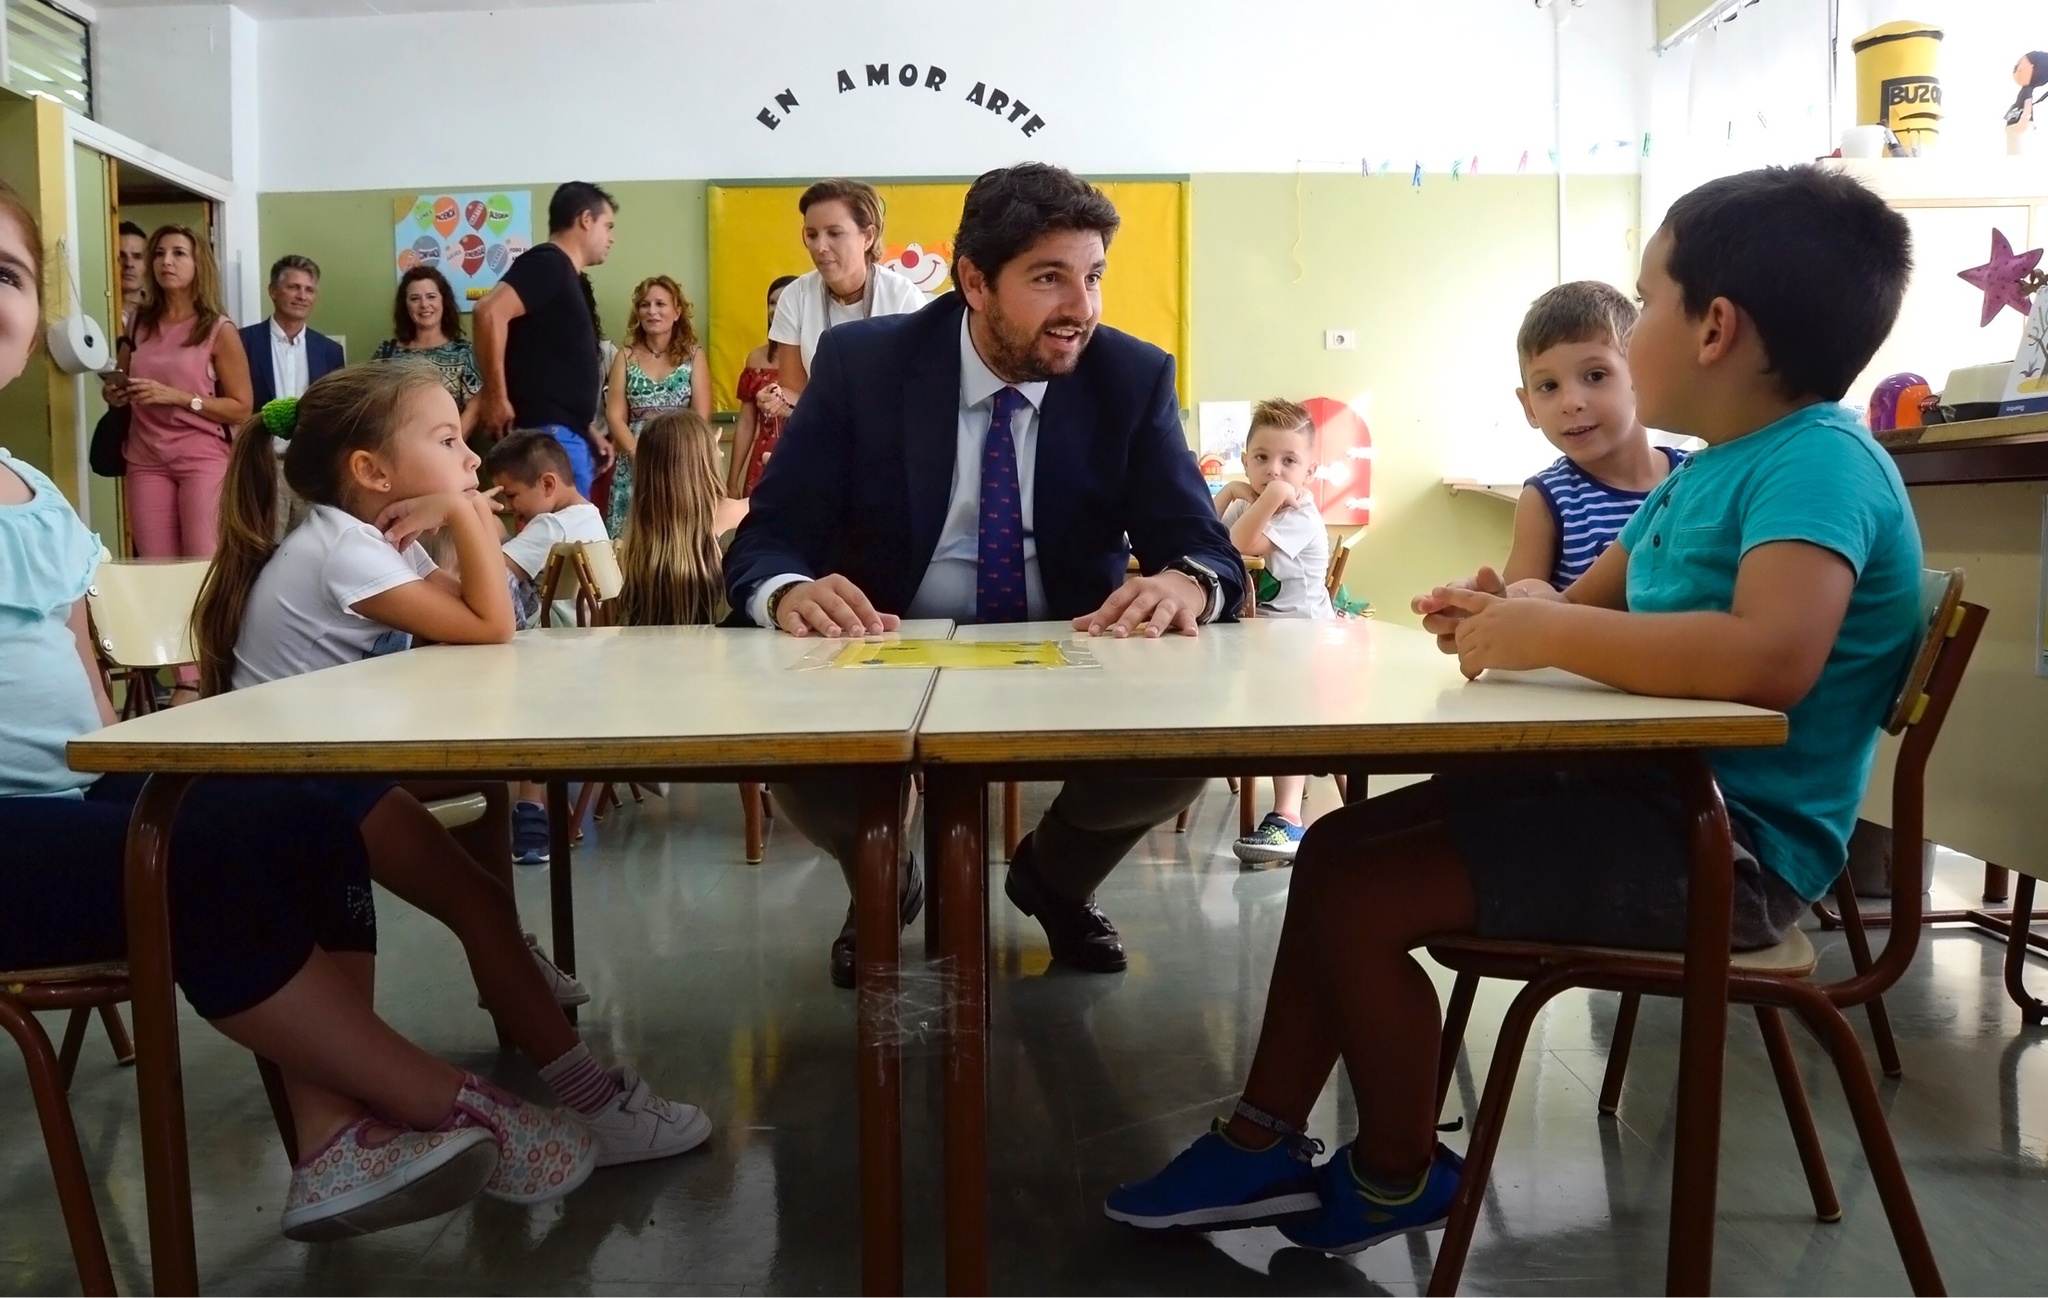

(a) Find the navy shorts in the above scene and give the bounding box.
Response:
[1435,769,1808,952]
[0,775,388,1019]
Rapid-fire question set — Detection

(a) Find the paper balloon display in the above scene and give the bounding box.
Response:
[411,199,434,229]
[485,243,510,274]
[1301,396,1373,526]
[432,196,460,237]
[465,200,487,231]
[455,233,486,276]
[486,194,514,235]
[504,235,529,260]
[398,249,420,272]
[411,235,442,266]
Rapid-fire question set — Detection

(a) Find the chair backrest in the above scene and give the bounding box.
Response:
[85,560,209,669]
[1326,527,1364,598]
[1883,568,1965,735]
[538,540,624,628]
[1845,568,1985,1006]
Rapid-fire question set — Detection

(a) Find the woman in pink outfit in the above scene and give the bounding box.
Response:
[104,225,253,563]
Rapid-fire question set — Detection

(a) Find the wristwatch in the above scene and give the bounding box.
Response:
[1164,556,1224,624]
[187,395,203,413]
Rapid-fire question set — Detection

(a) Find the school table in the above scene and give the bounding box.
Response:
[66,622,950,1297]
[1880,417,2048,1017]
[913,618,1786,1295]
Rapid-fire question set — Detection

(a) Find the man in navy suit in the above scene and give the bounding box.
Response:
[727,163,1244,987]
[241,254,344,407]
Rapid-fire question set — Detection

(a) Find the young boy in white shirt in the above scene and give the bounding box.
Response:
[1213,399,1333,864]
[483,430,610,864]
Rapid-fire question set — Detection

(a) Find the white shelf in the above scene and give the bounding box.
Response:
[1443,478,1522,504]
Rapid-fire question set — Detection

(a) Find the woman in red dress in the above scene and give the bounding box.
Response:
[728,276,797,497]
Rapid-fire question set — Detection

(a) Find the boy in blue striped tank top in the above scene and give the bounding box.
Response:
[1505,282,1683,592]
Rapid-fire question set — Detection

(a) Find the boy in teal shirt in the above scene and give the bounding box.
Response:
[1104,165,1922,1251]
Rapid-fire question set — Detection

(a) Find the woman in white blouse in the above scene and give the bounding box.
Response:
[761,178,926,421]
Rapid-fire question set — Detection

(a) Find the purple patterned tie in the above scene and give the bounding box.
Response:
[975,386,1030,624]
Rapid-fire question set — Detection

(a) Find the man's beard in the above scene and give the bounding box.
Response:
[982,298,1094,381]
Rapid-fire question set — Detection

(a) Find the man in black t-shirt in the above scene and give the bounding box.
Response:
[474,181,617,494]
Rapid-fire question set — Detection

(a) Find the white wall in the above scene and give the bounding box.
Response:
[256,0,1650,192]
[94,3,241,182]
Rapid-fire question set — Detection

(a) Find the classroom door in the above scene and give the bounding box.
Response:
[75,143,119,539]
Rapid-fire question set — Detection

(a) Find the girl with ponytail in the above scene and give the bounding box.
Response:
[191,363,711,1169]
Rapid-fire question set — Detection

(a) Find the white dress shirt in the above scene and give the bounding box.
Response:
[747,315,1048,627]
[269,317,310,399]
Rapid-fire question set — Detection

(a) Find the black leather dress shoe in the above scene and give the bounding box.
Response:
[829,856,926,989]
[1003,836,1128,973]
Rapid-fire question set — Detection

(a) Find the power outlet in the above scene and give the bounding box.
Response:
[1324,329,1357,351]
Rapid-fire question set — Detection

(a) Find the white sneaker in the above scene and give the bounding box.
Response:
[582,1067,712,1166]
[526,932,590,1007]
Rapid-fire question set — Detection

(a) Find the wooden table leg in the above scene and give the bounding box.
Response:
[1668,753,1733,1295]
[124,773,198,1295]
[932,771,990,1296]
[547,781,577,1024]
[853,767,905,1296]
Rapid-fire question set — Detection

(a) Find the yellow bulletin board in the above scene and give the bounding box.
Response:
[706,179,1191,414]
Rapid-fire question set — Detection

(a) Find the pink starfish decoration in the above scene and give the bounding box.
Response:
[1958,229,2046,326]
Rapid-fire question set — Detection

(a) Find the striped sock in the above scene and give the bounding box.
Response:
[538,1044,621,1116]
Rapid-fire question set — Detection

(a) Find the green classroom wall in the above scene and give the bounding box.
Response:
[260,172,1639,625]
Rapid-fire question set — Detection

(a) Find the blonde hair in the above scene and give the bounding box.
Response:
[1248,397,1314,448]
[193,362,448,696]
[134,224,227,347]
[623,275,697,367]
[615,410,727,627]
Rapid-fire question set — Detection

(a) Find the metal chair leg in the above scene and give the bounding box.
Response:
[1429,971,1578,1296]
[256,1055,299,1164]
[1238,778,1257,839]
[0,997,116,1296]
[1598,993,1641,1115]
[1435,972,1479,1118]
[1833,874,1904,1078]
[57,1007,90,1091]
[1785,987,1943,1294]
[2005,873,2048,1025]
[1755,1004,1841,1222]
[97,1005,134,1067]
[740,783,767,864]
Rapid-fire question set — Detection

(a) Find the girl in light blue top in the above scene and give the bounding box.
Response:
[0,184,541,1244]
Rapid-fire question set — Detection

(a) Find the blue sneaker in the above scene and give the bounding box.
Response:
[1233,813,1306,866]
[1104,1122,1323,1231]
[1279,1141,1463,1254]
[511,801,550,866]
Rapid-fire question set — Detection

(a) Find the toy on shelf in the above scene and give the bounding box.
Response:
[1958,229,2046,326]
[2007,50,2048,154]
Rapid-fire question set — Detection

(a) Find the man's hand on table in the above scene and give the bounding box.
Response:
[772,574,901,638]
[1072,570,1205,639]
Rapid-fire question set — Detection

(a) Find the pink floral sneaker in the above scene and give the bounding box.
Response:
[445,1073,597,1203]
[280,1115,498,1243]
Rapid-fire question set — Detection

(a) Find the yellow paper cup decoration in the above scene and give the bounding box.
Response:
[1854,20,1944,155]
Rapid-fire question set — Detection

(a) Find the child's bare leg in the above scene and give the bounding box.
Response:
[404,780,517,891]
[1270,775,1308,822]
[360,790,579,1065]
[209,947,464,1151]
[1226,781,1476,1181]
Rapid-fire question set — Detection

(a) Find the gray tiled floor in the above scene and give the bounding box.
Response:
[4,778,2047,1294]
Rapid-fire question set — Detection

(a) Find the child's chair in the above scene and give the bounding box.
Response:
[0,959,131,1294]
[1423,570,1979,1295]
[84,558,210,717]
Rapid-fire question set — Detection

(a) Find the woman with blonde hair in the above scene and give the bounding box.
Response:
[103,225,254,564]
[603,274,708,536]
[615,409,747,627]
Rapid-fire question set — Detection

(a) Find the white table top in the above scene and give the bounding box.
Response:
[68,622,954,775]
[916,619,1786,764]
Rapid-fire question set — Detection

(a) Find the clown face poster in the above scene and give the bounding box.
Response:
[392,190,533,311]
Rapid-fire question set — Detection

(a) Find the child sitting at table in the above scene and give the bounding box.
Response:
[193,363,712,1170]
[485,428,610,633]
[1212,398,1331,865]
[482,428,611,864]
[1502,280,1683,594]
[1106,164,1921,1254]
[613,410,749,628]
[0,186,577,1240]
